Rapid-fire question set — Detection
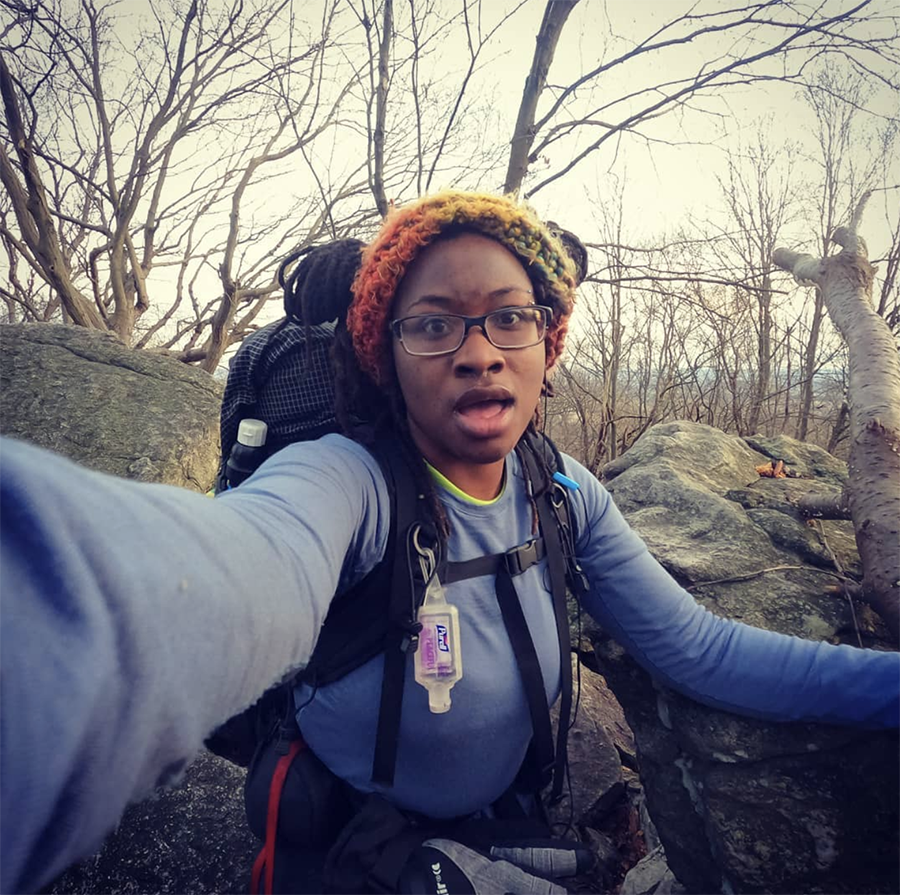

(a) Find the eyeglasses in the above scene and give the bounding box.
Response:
[390,305,552,357]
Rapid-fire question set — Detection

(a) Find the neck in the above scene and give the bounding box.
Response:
[426,458,505,501]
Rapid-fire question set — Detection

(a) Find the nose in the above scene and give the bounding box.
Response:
[452,325,505,377]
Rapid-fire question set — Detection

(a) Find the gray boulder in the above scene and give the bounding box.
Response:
[45,752,258,894]
[592,420,898,894]
[0,323,222,491]
[620,845,686,895]
[549,657,632,829]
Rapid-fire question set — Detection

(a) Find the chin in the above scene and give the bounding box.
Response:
[462,436,519,465]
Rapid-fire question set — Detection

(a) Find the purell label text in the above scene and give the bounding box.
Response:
[436,624,450,652]
[431,861,448,895]
[421,633,437,670]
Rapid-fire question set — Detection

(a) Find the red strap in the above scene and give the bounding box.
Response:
[249,739,306,895]
[250,846,267,895]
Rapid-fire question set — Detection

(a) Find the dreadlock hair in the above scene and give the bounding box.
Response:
[275,237,366,383]
[336,190,582,542]
[279,238,366,325]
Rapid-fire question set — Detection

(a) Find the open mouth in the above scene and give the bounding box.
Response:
[452,388,516,438]
[456,398,514,420]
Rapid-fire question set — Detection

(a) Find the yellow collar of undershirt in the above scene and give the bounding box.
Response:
[425,461,505,506]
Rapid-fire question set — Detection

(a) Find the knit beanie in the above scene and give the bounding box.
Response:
[347,191,578,386]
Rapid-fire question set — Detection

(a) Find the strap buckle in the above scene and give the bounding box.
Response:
[505,538,541,576]
[400,620,423,655]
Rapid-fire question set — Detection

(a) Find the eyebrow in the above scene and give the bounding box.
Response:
[406,286,533,312]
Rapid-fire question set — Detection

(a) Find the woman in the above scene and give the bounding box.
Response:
[0,191,896,894]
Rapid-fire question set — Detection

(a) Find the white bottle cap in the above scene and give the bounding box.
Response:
[428,682,452,713]
[237,418,268,447]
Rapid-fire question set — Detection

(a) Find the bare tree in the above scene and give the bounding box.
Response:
[352,0,526,211]
[707,137,801,435]
[875,204,900,331]
[795,64,894,438]
[0,53,106,330]
[1,0,374,365]
[775,194,900,640]
[503,0,900,198]
[503,0,581,196]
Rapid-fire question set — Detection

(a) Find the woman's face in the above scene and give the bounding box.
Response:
[391,233,546,488]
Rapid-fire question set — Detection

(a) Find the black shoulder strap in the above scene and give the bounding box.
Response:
[519,431,577,804]
[494,554,557,792]
[366,439,430,786]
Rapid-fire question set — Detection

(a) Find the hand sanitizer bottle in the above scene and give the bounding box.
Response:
[414,572,463,713]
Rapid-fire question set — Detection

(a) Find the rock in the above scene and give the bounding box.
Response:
[620,845,686,895]
[549,658,630,828]
[602,423,795,585]
[591,421,898,894]
[602,421,765,496]
[0,324,222,491]
[576,828,621,893]
[634,781,659,852]
[602,420,876,640]
[44,752,258,894]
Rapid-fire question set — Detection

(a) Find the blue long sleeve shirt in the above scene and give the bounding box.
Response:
[1,434,897,892]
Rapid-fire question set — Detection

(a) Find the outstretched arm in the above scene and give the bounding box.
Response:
[0,436,388,894]
[566,457,899,730]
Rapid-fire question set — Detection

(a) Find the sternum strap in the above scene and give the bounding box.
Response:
[442,537,545,584]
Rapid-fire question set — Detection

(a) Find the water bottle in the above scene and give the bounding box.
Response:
[225,419,268,488]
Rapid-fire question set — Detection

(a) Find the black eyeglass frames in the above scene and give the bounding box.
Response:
[390,305,552,357]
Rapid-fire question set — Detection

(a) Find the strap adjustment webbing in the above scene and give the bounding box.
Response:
[442,537,545,584]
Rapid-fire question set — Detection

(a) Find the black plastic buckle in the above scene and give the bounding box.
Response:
[400,620,423,654]
[505,538,540,576]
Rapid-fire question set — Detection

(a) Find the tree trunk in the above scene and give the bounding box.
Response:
[746,275,772,435]
[372,0,392,217]
[796,287,825,440]
[798,488,851,520]
[0,56,107,331]
[503,0,580,196]
[775,220,900,641]
[201,287,239,374]
[827,398,850,455]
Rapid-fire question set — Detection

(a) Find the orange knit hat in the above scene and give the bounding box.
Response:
[347,191,578,386]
